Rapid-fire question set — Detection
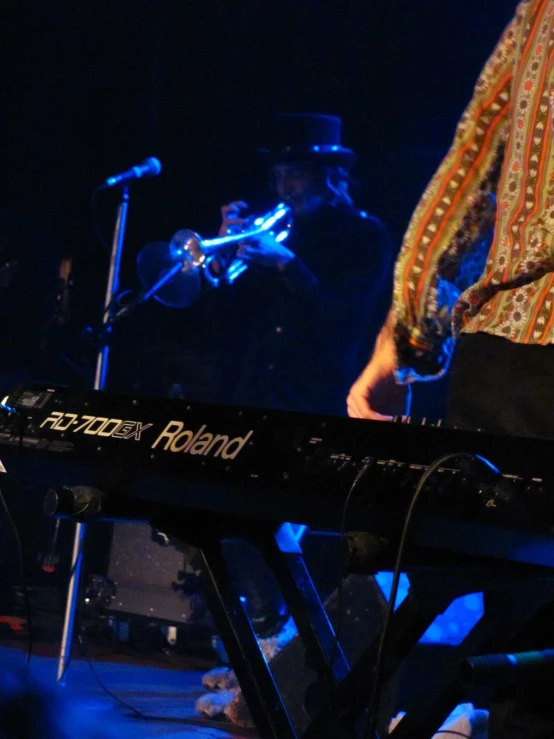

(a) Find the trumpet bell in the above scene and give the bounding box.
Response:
[137,237,202,308]
[134,204,292,311]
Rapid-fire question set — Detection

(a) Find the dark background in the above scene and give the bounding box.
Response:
[2,0,516,411]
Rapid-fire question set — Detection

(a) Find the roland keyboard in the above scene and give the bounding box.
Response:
[1,381,554,569]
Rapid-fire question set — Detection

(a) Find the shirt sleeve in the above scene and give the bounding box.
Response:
[392,1,530,383]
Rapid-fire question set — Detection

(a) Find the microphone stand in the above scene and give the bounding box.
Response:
[110,258,185,321]
[57,184,130,683]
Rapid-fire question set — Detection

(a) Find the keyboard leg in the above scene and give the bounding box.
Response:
[389,577,554,739]
[192,540,298,739]
[261,531,350,685]
[302,571,467,738]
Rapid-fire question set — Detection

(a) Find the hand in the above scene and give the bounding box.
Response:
[347,315,410,420]
[218,201,248,237]
[237,233,295,270]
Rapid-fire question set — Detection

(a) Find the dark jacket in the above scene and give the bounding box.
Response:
[220,203,393,416]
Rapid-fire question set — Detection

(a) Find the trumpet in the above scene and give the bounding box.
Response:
[136,203,291,309]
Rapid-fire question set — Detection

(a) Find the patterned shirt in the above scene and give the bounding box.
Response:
[393,0,554,382]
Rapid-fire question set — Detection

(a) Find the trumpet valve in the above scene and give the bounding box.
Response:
[170,229,205,267]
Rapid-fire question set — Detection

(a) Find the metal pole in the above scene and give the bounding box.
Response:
[57,185,130,683]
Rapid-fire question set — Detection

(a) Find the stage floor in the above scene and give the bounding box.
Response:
[0,644,255,738]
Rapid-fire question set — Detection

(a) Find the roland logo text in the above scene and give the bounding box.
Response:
[151,421,253,460]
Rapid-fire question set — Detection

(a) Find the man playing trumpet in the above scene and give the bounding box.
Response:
[195,114,394,730]
[213,113,393,417]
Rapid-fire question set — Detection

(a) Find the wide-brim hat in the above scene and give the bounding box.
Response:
[257,113,356,169]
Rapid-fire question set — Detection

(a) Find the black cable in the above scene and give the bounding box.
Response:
[78,634,146,719]
[76,618,196,722]
[71,548,146,719]
[0,484,33,666]
[72,547,150,720]
[327,460,373,702]
[363,452,489,739]
[79,632,241,729]
[2,406,34,665]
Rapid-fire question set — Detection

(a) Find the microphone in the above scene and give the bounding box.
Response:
[460,650,554,686]
[102,157,162,188]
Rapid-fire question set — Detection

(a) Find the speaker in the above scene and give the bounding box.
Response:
[96,522,208,625]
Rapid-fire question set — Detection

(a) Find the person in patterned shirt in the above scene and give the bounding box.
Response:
[349,0,554,432]
[348,1,554,737]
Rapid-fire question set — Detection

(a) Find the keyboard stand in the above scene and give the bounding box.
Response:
[152,508,554,739]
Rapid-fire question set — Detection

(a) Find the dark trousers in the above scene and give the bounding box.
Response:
[448,332,554,739]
